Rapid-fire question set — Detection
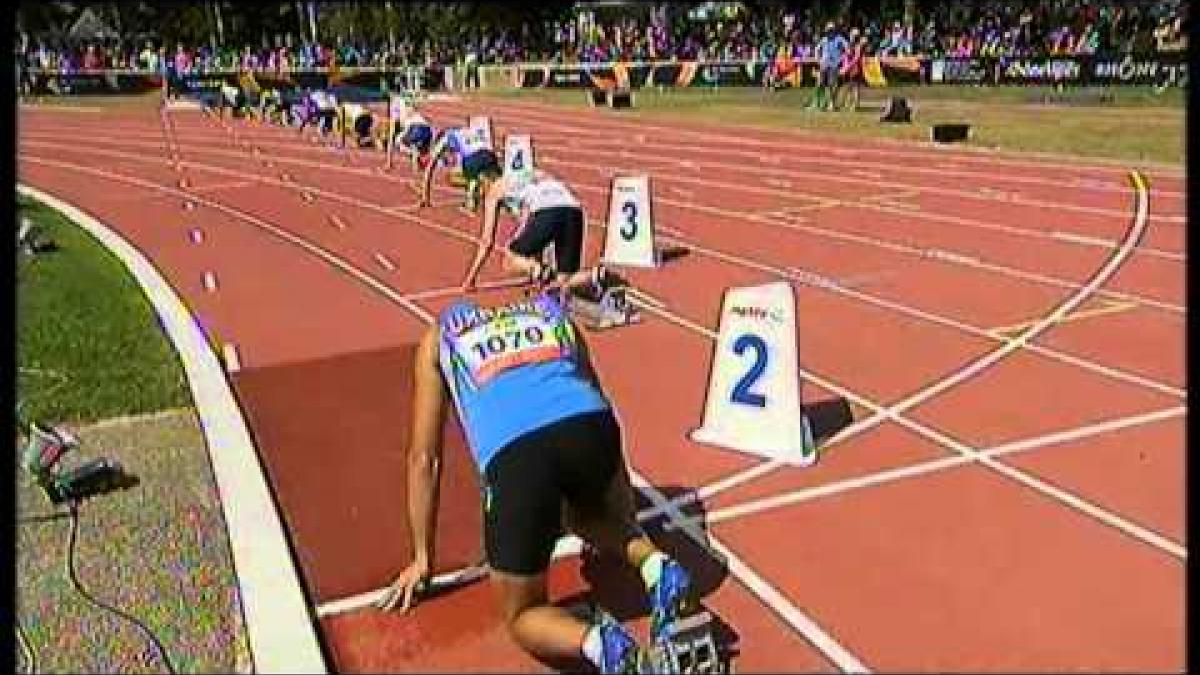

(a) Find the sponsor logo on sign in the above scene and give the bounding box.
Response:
[730,305,786,324]
[1002,58,1081,81]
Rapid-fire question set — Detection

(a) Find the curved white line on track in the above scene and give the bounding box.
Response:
[24,153,870,674]
[23,155,435,325]
[17,183,327,674]
[20,138,1183,402]
[644,172,1187,561]
[30,129,1185,312]
[424,98,1187,215]
[21,125,1188,260]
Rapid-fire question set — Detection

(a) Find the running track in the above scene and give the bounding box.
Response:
[17,95,1186,672]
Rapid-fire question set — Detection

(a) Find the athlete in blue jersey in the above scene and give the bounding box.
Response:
[418,124,502,212]
[377,293,697,674]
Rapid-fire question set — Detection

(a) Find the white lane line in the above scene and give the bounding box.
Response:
[221,342,242,372]
[202,271,218,292]
[88,147,867,668]
[833,172,1152,447]
[920,247,981,265]
[467,97,1186,198]
[22,138,1183,400]
[188,228,204,244]
[190,179,258,194]
[629,471,871,674]
[373,252,396,272]
[23,155,436,325]
[16,184,325,673]
[669,405,1187,529]
[650,173,1185,560]
[328,214,346,230]
[401,276,530,301]
[315,536,585,618]
[726,171,1154,484]
[1052,230,1116,248]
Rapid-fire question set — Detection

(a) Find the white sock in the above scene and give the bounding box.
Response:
[639,551,669,590]
[581,624,605,667]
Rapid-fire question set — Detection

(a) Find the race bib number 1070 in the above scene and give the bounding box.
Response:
[461,316,571,385]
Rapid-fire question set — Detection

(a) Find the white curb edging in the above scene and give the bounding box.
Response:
[17,184,327,674]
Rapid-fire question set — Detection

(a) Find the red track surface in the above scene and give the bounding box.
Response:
[18,95,1186,672]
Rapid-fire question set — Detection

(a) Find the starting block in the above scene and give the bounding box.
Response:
[566,285,640,331]
[648,611,724,674]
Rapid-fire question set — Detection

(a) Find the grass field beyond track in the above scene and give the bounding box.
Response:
[477,84,1185,165]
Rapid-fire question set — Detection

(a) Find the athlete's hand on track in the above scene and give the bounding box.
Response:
[375,559,431,613]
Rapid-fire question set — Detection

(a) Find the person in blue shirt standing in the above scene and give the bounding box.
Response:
[376,292,697,674]
[811,21,850,111]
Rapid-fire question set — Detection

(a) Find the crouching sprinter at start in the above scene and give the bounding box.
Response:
[387,108,435,171]
[256,86,287,125]
[375,292,698,674]
[419,124,501,212]
[336,100,376,149]
[461,170,601,297]
[298,88,337,136]
[216,81,249,119]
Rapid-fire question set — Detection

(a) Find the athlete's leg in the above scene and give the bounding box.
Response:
[560,412,698,643]
[484,421,642,673]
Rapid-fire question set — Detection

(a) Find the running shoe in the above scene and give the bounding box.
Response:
[595,610,645,674]
[648,559,697,644]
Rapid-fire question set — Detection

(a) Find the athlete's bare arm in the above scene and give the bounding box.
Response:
[419,133,449,207]
[377,325,448,612]
[461,178,503,290]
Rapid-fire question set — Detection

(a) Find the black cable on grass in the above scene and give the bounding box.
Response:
[64,502,178,675]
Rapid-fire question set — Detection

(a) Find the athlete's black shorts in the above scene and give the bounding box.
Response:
[482,410,622,576]
[508,206,585,274]
[353,113,372,139]
[401,124,433,152]
[461,149,501,182]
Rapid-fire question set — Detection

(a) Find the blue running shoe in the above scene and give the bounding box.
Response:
[649,559,696,644]
[595,611,644,674]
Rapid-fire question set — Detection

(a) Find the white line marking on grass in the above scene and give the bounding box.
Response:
[16,184,326,674]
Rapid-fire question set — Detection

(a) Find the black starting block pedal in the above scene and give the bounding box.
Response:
[648,611,724,674]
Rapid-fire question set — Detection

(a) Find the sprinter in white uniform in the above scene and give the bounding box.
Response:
[336,100,375,148]
[461,170,600,295]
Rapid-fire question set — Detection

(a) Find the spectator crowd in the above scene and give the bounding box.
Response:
[16,0,1189,76]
